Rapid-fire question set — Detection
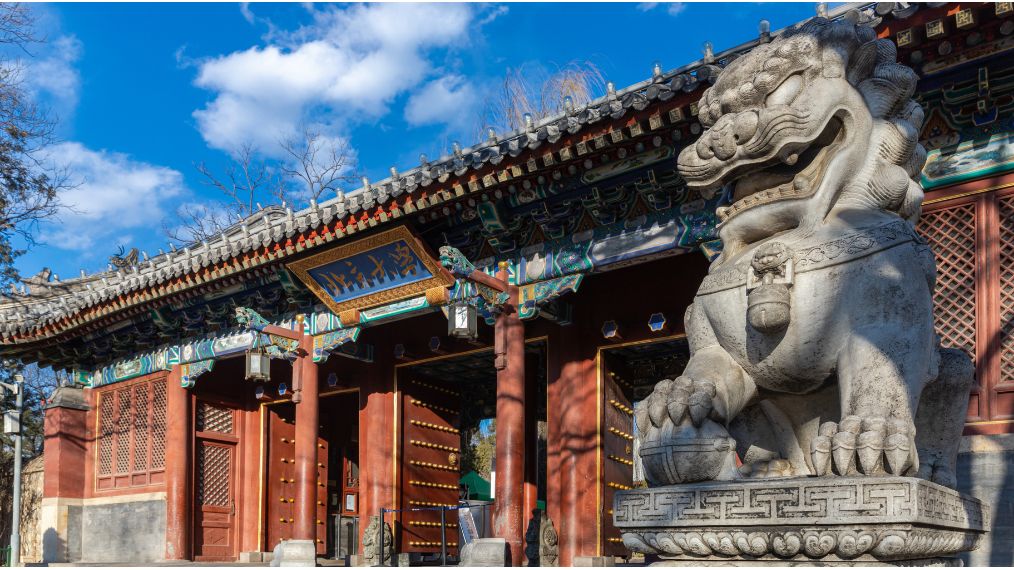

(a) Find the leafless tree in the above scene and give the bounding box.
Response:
[162,143,288,244]
[164,130,357,245]
[479,60,606,136]
[280,127,357,203]
[0,3,70,293]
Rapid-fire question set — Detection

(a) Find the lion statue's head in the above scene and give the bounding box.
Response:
[677,15,927,261]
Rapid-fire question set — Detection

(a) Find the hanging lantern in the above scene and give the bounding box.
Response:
[447,298,478,340]
[245,348,271,382]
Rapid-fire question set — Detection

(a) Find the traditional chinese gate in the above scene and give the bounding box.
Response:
[398,374,461,555]
[192,399,240,561]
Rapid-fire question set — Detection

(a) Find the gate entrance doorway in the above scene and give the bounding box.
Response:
[598,335,691,557]
[395,340,548,564]
[262,390,360,559]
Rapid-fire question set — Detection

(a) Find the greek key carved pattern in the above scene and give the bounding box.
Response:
[614,478,985,531]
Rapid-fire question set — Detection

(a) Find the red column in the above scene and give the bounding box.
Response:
[42,388,88,500]
[358,342,396,553]
[493,262,526,566]
[165,365,192,561]
[551,325,599,565]
[523,352,539,565]
[293,335,320,542]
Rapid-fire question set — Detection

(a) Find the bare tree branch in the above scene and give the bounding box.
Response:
[479,60,605,137]
[165,129,356,246]
[279,127,357,203]
[0,3,69,297]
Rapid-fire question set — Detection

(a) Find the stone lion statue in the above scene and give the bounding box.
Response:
[637,15,973,488]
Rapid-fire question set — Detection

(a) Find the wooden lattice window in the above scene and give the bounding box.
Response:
[197,443,232,506]
[918,203,977,359]
[196,401,234,434]
[94,376,168,490]
[150,380,167,471]
[919,185,1014,429]
[998,195,1014,388]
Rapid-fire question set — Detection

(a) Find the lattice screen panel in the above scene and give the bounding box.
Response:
[115,389,132,474]
[918,204,977,359]
[197,443,232,506]
[95,377,169,488]
[150,380,167,471]
[999,195,1014,386]
[98,394,115,476]
[197,401,234,434]
[133,383,149,471]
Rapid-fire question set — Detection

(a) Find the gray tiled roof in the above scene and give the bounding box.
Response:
[0,2,918,341]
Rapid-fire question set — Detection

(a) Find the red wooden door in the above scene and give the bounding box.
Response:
[193,400,240,561]
[399,375,461,555]
[600,357,634,557]
[266,404,297,550]
[264,402,329,554]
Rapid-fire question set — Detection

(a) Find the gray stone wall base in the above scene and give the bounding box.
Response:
[615,476,987,563]
[80,499,165,563]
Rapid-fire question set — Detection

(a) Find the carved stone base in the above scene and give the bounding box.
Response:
[614,477,987,564]
[270,539,316,567]
[649,557,962,566]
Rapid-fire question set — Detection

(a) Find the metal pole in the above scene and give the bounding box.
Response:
[9,373,24,567]
[377,509,384,567]
[439,507,447,566]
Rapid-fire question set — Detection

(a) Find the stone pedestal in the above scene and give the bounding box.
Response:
[270,539,316,567]
[460,538,510,567]
[614,477,987,564]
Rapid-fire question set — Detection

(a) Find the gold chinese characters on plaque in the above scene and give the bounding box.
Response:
[287,225,454,315]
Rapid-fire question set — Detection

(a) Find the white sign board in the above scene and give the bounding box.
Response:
[3,410,20,434]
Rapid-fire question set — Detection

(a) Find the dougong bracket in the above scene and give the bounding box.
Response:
[180,359,215,388]
[235,307,303,360]
[439,246,511,308]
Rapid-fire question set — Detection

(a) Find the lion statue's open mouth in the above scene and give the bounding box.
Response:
[676,16,928,256]
[715,115,844,223]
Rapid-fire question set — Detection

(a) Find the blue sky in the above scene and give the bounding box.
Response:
[18,2,821,280]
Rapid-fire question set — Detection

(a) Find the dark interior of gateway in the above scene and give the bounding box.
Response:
[265,392,361,561]
[599,336,691,484]
[601,337,692,403]
[405,341,548,561]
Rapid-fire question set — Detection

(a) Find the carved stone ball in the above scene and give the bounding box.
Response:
[639,421,737,485]
[747,282,791,333]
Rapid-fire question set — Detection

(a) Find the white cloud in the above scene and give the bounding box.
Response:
[239,2,255,25]
[26,35,82,118]
[637,2,686,16]
[667,3,687,16]
[478,5,509,26]
[404,75,478,129]
[41,142,187,252]
[192,3,476,156]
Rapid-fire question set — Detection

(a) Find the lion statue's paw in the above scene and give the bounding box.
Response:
[810,415,917,477]
[641,376,721,430]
